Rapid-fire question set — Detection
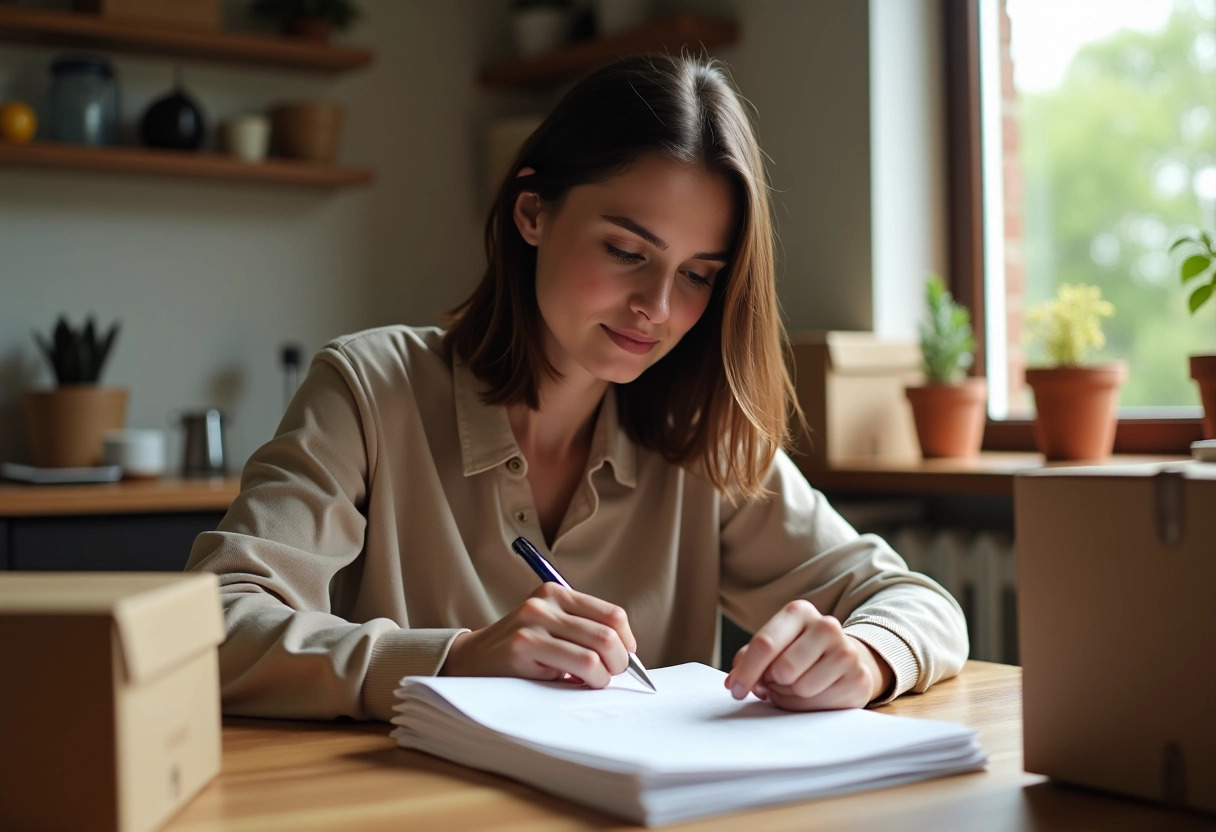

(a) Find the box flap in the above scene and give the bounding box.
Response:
[789,331,920,374]
[0,573,224,683]
[112,574,224,683]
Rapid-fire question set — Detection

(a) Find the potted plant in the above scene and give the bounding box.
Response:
[1169,229,1216,438]
[904,275,987,458]
[22,315,127,468]
[1024,284,1124,460]
[249,0,360,41]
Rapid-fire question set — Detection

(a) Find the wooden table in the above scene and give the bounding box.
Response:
[168,662,1211,831]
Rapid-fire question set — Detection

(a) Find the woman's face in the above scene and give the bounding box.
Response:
[515,155,735,387]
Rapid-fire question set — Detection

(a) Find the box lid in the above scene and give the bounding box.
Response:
[0,572,224,683]
[1018,460,1216,481]
[789,331,920,373]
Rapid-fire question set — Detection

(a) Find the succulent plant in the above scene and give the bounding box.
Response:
[918,274,975,384]
[1026,284,1114,367]
[33,315,121,385]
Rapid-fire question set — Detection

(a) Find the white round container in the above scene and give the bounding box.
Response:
[103,429,167,479]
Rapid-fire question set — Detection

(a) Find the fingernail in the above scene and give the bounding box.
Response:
[730,682,747,700]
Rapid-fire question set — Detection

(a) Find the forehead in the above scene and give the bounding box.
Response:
[562,156,737,254]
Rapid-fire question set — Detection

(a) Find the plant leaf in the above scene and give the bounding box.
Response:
[1181,254,1211,283]
[1189,282,1214,315]
[1169,235,1195,253]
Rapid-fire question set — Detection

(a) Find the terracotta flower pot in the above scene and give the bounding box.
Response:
[21,386,129,468]
[1025,363,1126,461]
[905,377,988,458]
[1190,354,1216,440]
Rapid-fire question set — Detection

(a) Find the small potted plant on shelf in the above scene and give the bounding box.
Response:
[1024,283,1124,460]
[22,315,127,469]
[904,275,987,458]
[249,0,361,41]
[1169,229,1216,439]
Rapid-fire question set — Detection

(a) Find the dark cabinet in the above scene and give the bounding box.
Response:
[5,511,226,571]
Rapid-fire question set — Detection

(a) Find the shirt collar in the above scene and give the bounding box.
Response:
[452,359,637,488]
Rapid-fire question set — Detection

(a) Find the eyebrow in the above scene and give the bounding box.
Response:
[601,214,730,263]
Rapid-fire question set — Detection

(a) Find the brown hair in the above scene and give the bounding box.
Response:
[445,53,798,499]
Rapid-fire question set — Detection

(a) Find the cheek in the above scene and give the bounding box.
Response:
[540,247,621,311]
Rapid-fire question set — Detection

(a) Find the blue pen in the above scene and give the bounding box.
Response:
[511,536,658,692]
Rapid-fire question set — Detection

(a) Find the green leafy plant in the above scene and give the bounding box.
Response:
[249,0,360,31]
[33,315,121,385]
[1026,283,1114,367]
[918,274,975,384]
[1169,230,1216,315]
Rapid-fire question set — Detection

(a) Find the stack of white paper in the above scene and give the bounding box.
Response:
[391,663,986,826]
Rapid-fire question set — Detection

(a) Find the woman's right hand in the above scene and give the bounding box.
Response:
[440,583,637,687]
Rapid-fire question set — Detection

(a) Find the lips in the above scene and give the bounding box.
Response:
[602,325,659,355]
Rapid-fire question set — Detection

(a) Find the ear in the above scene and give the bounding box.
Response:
[512,166,544,247]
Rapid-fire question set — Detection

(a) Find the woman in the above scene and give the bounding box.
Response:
[186,54,967,722]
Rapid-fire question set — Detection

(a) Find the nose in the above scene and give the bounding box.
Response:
[630,271,673,324]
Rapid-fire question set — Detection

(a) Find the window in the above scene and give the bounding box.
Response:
[947,0,1213,450]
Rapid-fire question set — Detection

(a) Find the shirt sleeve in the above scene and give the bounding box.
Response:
[184,349,464,722]
[717,451,969,704]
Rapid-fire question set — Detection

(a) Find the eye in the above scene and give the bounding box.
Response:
[605,243,643,264]
[684,269,713,288]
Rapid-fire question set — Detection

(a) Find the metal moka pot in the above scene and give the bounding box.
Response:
[179,408,227,477]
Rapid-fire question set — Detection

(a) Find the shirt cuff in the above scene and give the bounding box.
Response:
[843,621,920,706]
[361,627,469,721]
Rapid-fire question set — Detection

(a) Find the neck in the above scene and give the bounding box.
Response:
[508,373,608,459]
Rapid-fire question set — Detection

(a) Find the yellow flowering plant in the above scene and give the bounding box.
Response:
[1026,283,1115,367]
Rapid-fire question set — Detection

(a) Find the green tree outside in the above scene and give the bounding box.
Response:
[1014,0,1216,407]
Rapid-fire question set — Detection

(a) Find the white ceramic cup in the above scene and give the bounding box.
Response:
[103,429,167,479]
[221,115,271,162]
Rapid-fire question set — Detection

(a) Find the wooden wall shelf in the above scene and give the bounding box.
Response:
[0,5,372,73]
[479,14,738,89]
[0,141,373,187]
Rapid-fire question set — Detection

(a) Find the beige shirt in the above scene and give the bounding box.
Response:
[186,326,967,722]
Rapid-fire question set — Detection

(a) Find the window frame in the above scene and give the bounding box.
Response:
[941,0,1204,454]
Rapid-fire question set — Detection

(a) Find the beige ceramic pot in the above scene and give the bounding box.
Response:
[1025,363,1126,460]
[904,377,988,458]
[21,386,129,468]
[1190,354,1216,439]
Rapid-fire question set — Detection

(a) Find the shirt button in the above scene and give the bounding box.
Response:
[514,510,528,522]
[507,457,522,473]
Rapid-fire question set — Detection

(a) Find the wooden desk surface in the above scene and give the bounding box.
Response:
[168,662,1209,831]
[0,476,240,516]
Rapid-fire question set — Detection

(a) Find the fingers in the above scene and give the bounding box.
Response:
[513,586,634,683]
[725,599,820,699]
[537,583,638,653]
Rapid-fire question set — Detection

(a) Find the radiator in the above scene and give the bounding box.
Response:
[885,526,1019,665]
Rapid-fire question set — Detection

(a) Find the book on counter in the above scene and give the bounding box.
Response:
[391,662,986,827]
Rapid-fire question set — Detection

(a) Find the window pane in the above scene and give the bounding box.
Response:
[981,0,1216,418]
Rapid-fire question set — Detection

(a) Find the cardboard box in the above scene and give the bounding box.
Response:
[788,331,922,470]
[0,573,224,832]
[74,0,222,30]
[1015,461,1216,814]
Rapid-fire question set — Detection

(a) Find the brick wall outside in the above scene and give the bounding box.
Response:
[1000,0,1028,413]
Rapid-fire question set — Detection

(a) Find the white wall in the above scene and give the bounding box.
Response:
[709,0,875,332]
[869,0,949,339]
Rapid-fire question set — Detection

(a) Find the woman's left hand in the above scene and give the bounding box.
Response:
[724,600,894,711]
